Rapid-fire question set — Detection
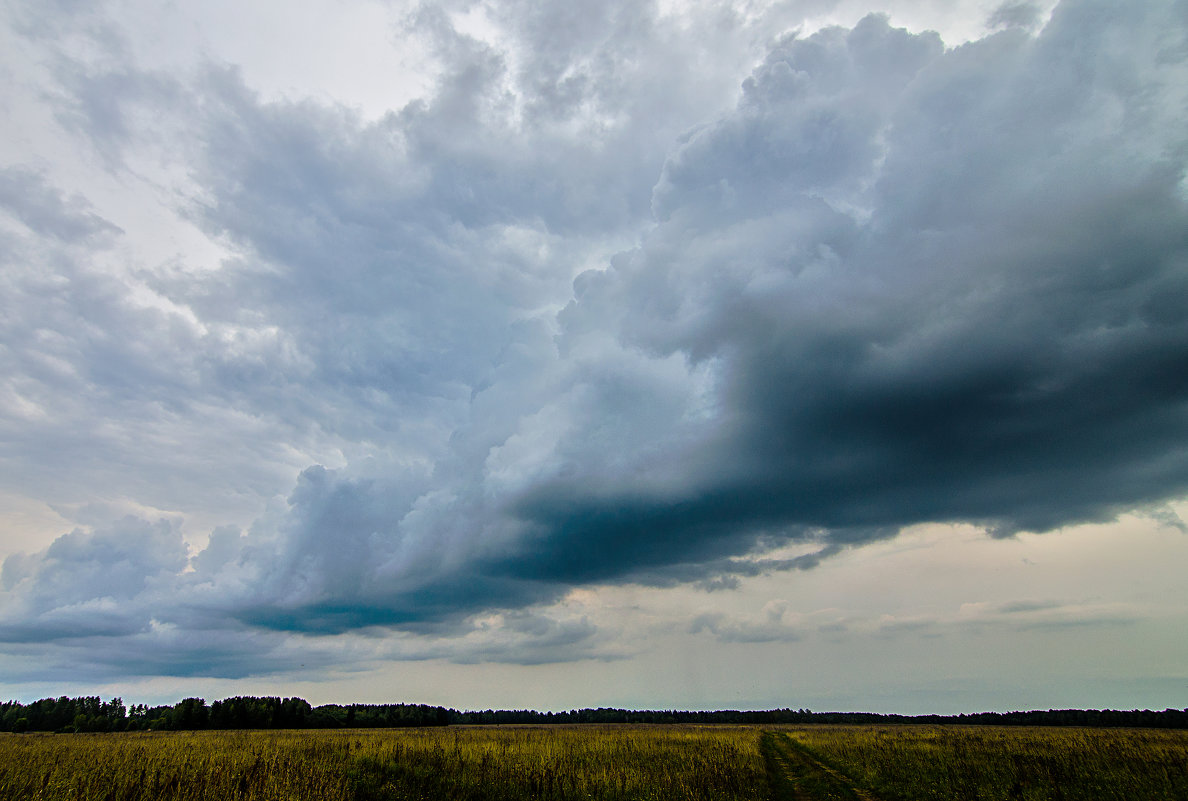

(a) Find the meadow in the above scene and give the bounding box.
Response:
[0,725,765,801]
[774,724,1188,800]
[1,723,1185,800]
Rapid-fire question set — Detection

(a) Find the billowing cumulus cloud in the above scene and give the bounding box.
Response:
[1,0,1186,683]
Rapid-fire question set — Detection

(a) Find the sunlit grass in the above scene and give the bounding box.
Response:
[3,723,1186,800]
[779,724,1188,800]
[0,725,766,801]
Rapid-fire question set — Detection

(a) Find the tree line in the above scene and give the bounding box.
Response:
[0,696,448,733]
[1,696,1185,733]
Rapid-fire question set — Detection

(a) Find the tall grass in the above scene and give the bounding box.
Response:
[781,724,1188,801]
[349,726,764,800]
[0,729,354,801]
[3,723,1184,801]
[0,725,766,801]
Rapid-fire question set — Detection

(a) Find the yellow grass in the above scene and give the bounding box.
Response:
[0,725,766,801]
[3,723,1186,800]
[779,724,1188,800]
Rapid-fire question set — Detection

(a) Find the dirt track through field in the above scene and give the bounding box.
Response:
[762,732,885,801]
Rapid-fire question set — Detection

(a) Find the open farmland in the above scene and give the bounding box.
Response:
[771,724,1188,800]
[1,724,1186,800]
[0,725,764,801]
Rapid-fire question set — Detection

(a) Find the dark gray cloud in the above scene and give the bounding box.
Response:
[552,1,1188,542]
[215,0,1186,635]
[1,0,1186,677]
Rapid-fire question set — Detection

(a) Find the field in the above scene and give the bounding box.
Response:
[772,724,1188,800]
[1,724,1185,801]
[0,725,764,801]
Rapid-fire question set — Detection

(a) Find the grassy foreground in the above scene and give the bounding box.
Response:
[778,724,1188,800]
[1,723,1186,800]
[0,725,765,801]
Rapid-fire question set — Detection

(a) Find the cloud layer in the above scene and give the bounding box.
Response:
[2,0,1187,680]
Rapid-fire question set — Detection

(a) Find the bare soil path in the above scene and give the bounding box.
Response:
[761,731,886,801]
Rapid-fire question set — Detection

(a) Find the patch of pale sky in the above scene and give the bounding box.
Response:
[110,0,434,119]
[0,493,73,556]
[0,23,234,285]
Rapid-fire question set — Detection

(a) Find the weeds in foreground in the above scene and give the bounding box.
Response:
[779,724,1188,801]
[1,723,1185,801]
[0,726,765,801]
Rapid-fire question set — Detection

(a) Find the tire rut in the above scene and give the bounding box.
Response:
[761,732,885,801]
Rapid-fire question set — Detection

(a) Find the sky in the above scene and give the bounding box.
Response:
[1,0,1186,714]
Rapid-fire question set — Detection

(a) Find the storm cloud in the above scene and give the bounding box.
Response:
[1,0,1186,681]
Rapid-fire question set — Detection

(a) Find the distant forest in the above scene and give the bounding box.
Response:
[2,696,1187,733]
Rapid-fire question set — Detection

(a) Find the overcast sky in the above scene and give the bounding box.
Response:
[1,0,1186,714]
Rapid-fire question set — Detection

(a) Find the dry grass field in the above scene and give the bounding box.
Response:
[1,723,1185,800]
[774,724,1188,800]
[0,725,765,801]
